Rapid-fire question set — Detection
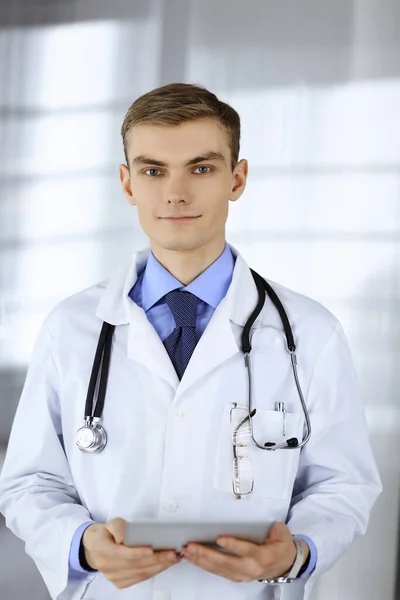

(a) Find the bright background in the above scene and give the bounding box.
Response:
[0,1,399,598]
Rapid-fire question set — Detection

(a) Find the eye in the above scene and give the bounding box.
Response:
[193,166,212,174]
[144,168,162,176]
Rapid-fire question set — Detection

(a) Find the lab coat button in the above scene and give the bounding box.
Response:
[164,500,178,512]
[172,410,184,419]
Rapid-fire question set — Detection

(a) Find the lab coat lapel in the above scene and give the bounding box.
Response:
[126,309,179,389]
[175,250,263,400]
[173,295,238,400]
[95,246,264,396]
[95,248,179,390]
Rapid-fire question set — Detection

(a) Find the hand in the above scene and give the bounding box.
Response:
[82,518,181,589]
[180,522,309,582]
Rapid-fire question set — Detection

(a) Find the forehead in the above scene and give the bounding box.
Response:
[126,118,230,161]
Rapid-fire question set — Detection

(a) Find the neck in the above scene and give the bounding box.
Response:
[150,238,226,286]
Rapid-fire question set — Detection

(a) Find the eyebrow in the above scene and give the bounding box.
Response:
[131,151,226,168]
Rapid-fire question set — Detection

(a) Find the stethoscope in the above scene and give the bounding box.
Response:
[76,269,311,455]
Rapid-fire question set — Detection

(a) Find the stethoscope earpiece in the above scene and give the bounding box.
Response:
[287,437,299,448]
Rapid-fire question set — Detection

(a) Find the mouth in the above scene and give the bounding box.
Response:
[160,216,201,222]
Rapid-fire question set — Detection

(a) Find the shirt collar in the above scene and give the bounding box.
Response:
[141,243,236,311]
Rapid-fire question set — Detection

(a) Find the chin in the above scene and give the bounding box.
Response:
[154,237,203,252]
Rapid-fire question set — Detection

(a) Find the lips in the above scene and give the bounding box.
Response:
[161,216,200,219]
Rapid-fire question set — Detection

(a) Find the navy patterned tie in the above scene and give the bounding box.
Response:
[163,290,200,380]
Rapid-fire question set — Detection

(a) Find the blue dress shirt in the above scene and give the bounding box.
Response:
[69,243,317,579]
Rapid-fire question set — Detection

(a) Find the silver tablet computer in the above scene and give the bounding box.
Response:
[124,520,274,553]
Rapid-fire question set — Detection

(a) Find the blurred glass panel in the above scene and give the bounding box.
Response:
[0,17,160,109]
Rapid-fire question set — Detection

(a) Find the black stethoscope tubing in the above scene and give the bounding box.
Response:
[84,319,114,420]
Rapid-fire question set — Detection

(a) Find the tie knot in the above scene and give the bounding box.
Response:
[164,290,199,327]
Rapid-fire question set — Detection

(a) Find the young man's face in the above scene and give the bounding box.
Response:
[120,118,248,255]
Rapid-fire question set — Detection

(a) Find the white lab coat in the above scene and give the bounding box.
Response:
[0,245,382,600]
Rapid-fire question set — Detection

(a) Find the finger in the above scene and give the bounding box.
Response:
[266,522,291,544]
[105,518,127,544]
[90,524,155,564]
[182,544,245,572]
[182,545,256,582]
[129,550,180,568]
[100,548,179,573]
[216,535,289,577]
[109,558,180,588]
[100,543,154,566]
[214,523,286,557]
[216,536,260,558]
[119,548,179,564]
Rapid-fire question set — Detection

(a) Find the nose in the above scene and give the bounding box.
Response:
[164,172,190,204]
[167,195,186,205]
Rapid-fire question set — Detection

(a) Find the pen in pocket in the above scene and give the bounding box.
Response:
[276,402,287,437]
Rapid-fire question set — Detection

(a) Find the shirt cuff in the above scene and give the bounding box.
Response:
[293,535,317,579]
[69,521,97,573]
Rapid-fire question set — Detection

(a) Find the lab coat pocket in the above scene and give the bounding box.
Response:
[80,572,122,599]
[213,403,303,499]
[80,572,152,599]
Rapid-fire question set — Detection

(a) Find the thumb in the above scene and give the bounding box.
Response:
[104,517,127,545]
[266,522,290,544]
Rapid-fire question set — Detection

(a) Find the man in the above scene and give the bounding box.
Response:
[0,83,381,600]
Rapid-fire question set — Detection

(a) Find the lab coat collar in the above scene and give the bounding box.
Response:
[95,247,149,326]
[95,244,267,396]
[95,244,265,329]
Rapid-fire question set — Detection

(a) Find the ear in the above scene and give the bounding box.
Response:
[119,164,136,206]
[230,158,248,201]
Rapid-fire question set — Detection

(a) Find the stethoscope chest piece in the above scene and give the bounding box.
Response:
[76,421,107,455]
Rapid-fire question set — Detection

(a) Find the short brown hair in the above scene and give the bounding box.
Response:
[121,83,241,171]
